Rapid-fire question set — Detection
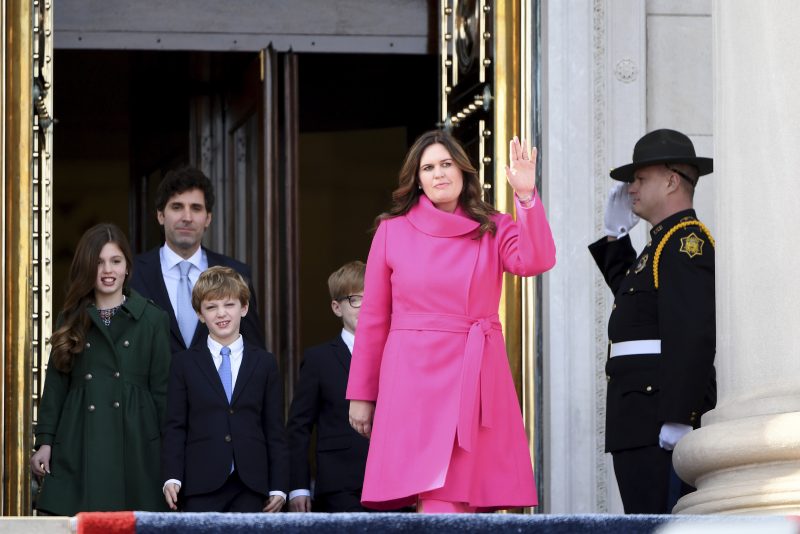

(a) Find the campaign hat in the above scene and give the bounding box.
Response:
[610,129,713,182]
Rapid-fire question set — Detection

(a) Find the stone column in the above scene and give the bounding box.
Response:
[672,1,800,514]
[542,0,645,513]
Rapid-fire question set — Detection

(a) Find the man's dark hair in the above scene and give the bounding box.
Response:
[155,166,216,213]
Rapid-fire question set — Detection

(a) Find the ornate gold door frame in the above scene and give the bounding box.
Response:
[440,0,541,510]
[1,0,53,515]
[2,0,538,516]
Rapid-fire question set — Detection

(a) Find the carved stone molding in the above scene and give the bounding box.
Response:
[592,0,609,513]
[614,58,638,83]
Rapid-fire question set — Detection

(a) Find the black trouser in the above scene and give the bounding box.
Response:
[182,470,267,513]
[612,445,693,514]
[315,490,369,513]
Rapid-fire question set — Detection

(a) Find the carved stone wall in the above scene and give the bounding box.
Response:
[542,0,712,513]
[542,0,643,514]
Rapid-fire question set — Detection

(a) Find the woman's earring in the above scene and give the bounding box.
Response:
[418,184,422,190]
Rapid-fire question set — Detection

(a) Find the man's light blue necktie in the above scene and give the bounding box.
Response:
[219,346,233,403]
[176,261,197,347]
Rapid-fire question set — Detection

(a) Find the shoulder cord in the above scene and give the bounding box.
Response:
[653,220,715,289]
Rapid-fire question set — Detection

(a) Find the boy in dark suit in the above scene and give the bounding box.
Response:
[287,261,370,512]
[162,266,288,512]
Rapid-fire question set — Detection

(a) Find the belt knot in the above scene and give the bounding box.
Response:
[476,317,493,335]
[387,312,502,453]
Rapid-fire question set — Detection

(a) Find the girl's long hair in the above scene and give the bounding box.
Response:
[376,130,498,236]
[49,223,133,372]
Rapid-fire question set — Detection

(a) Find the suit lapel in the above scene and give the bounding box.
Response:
[191,346,229,403]
[205,247,224,268]
[332,335,351,374]
[139,249,185,348]
[231,345,257,405]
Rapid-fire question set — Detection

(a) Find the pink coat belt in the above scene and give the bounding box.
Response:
[389,312,502,452]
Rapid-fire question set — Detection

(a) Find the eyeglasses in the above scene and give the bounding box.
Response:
[665,164,698,186]
[336,294,363,308]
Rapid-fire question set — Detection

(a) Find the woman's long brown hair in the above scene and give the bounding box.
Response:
[49,223,133,372]
[376,130,498,236]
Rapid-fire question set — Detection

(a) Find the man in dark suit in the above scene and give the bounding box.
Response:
[161,266,288,512]
[129,166,264,354]
[589,129,716,514]
[286,261,371,512]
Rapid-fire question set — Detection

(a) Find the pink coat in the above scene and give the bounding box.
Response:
[346,192,556,509]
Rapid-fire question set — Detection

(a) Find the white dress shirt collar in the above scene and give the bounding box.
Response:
[207,333,244,357]
[340,328,355,354]
[206,334,245,389]
[159,245,208,314]
[160,243,205,273]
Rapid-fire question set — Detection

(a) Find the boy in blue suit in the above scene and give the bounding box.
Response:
[162,266,288,512]
[286,261,371,512]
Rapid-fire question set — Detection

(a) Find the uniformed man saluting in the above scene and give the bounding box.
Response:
[589,129,716,514]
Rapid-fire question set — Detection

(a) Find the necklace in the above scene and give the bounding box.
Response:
[97,294,126,327]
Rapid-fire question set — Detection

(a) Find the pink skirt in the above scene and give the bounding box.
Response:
[363,436,537,511]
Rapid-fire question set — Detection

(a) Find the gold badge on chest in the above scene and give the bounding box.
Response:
[680,232,705,258]
[635,253,649,274]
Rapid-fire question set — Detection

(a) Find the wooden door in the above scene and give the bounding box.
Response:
[189,48,301,406]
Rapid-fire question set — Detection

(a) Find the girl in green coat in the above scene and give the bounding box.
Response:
[30,223,171,515]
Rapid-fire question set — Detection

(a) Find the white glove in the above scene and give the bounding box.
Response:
[604,182,640,238]
[658,422,693,451]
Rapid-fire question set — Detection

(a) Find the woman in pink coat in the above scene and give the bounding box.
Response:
[347,131,556,513]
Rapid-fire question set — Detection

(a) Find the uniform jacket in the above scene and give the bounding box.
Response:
[287,335,369,499]
[346,193,555,510]
[35,289,171,515]
[589,209,716,452]
[161,342,289,498]
[130,246,265,353]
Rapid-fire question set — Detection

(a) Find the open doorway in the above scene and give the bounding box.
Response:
[295,52,437,353]
[52,49,437,388]
[53,50,192,314]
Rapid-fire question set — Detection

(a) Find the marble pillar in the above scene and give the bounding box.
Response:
[672,0,800,514]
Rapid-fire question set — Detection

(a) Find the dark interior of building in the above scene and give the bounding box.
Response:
[53,49,437,352]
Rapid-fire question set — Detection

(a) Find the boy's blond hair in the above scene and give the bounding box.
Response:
[328,261,365,300]
[191,265,250,311]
